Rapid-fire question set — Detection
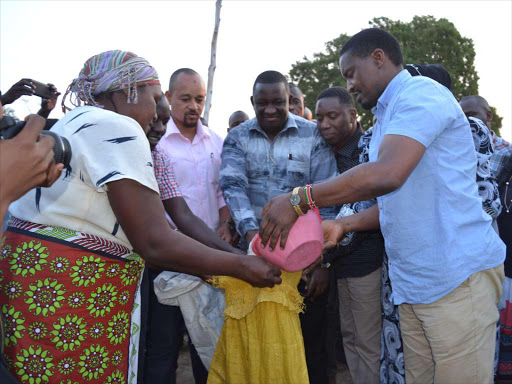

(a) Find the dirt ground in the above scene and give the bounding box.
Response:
[176,338,353,384]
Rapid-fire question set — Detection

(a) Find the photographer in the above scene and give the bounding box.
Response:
[0,99,63,229]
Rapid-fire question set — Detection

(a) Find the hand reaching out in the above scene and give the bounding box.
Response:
[238,254,282,288]
[39,84,61,118]
[322,219,346,249]
[1,79,35,105]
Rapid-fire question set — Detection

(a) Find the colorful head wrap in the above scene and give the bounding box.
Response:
[62,50,160,112]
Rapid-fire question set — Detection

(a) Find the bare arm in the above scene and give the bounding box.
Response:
[260,135,426,249]
[216,205,234,243]
[163,197,241,254]
[306,135,426,209]
[108,179,280,287]
[322,204,380,249]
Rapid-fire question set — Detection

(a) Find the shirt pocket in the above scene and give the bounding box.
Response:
[207,154,222,185]
[285,159,309,189]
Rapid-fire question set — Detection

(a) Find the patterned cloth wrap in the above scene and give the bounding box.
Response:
[0,218,145,384]
[62,50,160,112]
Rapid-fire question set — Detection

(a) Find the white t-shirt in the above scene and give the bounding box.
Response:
[10,106,159,250]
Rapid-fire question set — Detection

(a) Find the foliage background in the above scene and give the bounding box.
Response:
[289,16,502,136]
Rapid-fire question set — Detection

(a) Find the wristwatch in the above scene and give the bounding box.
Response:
[290,187,306,216]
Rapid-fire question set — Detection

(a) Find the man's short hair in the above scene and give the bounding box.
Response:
[169,68,200,93]
[317,87,355,108]
[289,83,302,93]
[340,28,403,66]
[253,70,289,94]
[459,95,490,111]
[405,64,452,90]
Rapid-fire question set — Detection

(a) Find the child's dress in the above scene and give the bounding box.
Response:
[207,255,309,384]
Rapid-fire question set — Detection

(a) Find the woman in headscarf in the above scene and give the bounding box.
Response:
[0,50,281,384]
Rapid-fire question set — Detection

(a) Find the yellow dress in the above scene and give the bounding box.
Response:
[207,270,309,384]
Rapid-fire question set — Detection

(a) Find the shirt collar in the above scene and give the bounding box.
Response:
[377,69,411,109]
[248,113,299,136]
[163,116,210,141]
[337,123,363,159]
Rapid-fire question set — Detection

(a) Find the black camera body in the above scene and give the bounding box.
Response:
[0,116,72,168]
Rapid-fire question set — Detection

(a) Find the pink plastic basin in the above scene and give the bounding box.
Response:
[252,209,323,272]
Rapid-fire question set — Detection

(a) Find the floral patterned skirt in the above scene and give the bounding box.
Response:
[380,252,406,384]
[0,218,145,384]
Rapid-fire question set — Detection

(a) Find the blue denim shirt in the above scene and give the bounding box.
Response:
[220,113,338,237]
[370,70,505,305]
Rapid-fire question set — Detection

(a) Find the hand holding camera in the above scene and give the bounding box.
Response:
[38,84,61,118]
[1,79,61,118]
[0,114,64,220]
[1,79,40,105]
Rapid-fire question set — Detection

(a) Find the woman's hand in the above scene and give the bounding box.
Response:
[322,219,346,249]
[238,256,282,288]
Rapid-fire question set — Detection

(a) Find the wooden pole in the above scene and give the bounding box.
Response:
[203,0,222,124]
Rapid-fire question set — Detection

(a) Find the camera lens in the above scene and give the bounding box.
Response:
[40,131,72,168]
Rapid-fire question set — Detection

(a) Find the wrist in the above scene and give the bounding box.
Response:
[37,109,50,119]
[335,217,348,234]
[220,219,235,231]
[298,187,309,213]
[233,255,248,280]
[245,230,258,243]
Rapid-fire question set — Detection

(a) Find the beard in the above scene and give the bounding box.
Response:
[360,98,377,110]
[183,113,199,128]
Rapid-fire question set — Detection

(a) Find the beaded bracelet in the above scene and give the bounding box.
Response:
[304,184,318,210]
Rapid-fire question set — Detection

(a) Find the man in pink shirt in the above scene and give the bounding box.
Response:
[154,68,234,384]
[157,68,234,240]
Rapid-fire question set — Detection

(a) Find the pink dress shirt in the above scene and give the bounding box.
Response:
[157,118,226,231]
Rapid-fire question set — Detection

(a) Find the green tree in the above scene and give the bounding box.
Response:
[490,106,502,137]
[2,106,20,121]
[289,15,502,136]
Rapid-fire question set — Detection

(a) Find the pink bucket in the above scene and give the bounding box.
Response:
[252,209,323,272]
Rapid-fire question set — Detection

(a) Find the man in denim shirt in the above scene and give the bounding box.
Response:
[261,30,505,384]
[220,70,337,384]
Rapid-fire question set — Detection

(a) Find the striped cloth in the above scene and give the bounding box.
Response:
[62,50,160,111]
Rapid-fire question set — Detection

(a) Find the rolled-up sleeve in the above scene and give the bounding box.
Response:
[220,131,259,237]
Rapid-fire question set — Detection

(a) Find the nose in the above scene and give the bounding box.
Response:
[318,119,330,131]
[264,105,277,115]
[189,100,199,112]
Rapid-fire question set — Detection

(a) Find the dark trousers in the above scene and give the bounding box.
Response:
[299,280,329,384]
[143,270,208,384]
[0,353,17,384]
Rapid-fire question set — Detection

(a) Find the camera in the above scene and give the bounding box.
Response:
[0,116,72,168]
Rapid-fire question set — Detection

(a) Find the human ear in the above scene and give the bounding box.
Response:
[349,108,357,125]
[165,90,172,103]
[250,96,255,107]
[487,109,493,127]
[371,49,385,68]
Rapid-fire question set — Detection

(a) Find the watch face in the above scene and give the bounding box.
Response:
[290,193,301,206]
